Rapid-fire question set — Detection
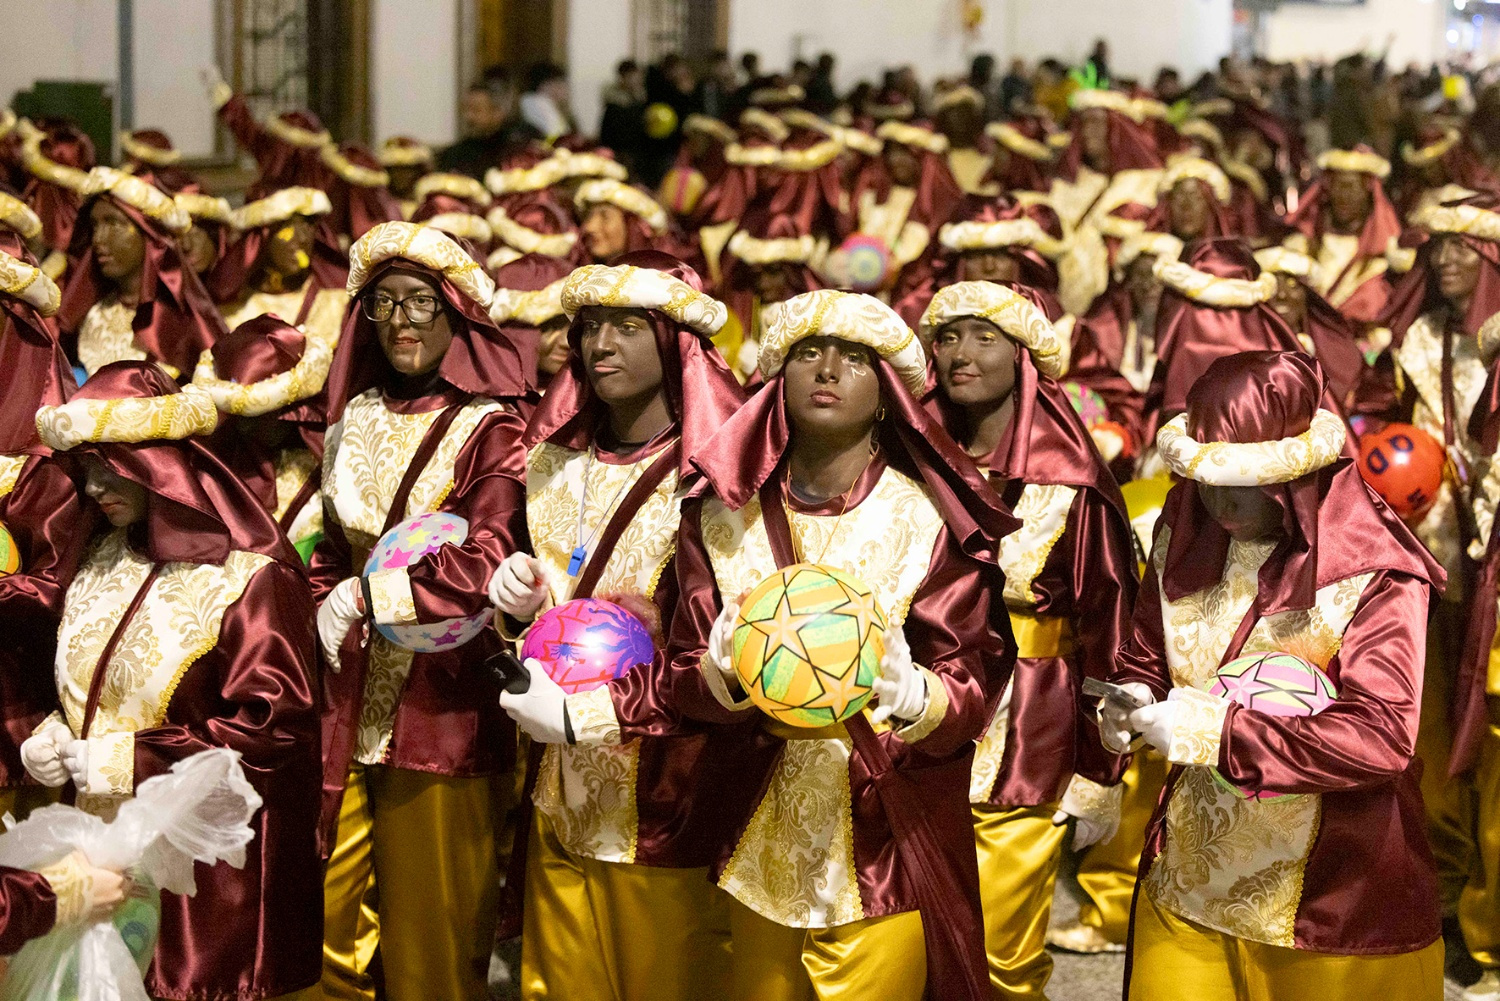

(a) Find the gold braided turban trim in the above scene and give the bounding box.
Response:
[190,333,334,417]
[876,121,949,155]
[1401,127,1461,166]
[1190,98,1235,119]
[749,84,805,107]
[725,139,842,171]
[37,384,220,451]
[727,230,817,265]
[18,123,90,192]
[1412,200,1500,243]
[485,207,577,257]
[1221,156,1268,203]
[868,98,915,121]
[234,187,332,230]
[1159,156,1232,205]
[1254,246,1322,286]
[0,109,13,139]
[778,109,837,137]
[683,114,737,144]
[378,139,434,167]
[574,179,669,234]
[174,192,234,226]
[485,158,568,195]
[489,278,567,326]
[1179,118,1226,153]
[1132,97,1170,121]
[1317,148,1391,179]
[120,131,181,166]
[986,122,1053,162]
[1477,311,1500,365]
[423,212,493,245]
[0,248,61,316]
[1070,89,1144,121]
[320,145,389,187]
[554,150,629,182]
[412,172,491,207]
[932,85,984,113]
[740,108,791,143]
[0,191,43,240]
[762,289,926,395]
[263,115,331,149]
[938,217,1065,258]
[1157,409,1346,486]
[919,281,1069,378]
[838,127,883,157]
[1154,257,1277,307]
[79,167,191,235]
[1116,231,1183,271]
[348,221,496,311]
[561,263,728,337]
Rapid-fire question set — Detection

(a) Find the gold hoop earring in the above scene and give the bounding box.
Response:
[875,403,886,421]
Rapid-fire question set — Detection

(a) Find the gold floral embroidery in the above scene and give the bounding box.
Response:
[77,299,147,375]
[37,853,91,927]
[367,567,416,626]
[1165,687,1230,767]
[87,730,135,796]
[0,453,26,498]
[969,686,1012,802]
[999,483,1077,606]
[274,447,323,546]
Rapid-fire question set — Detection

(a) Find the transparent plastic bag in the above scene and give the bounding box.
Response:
[0,748,262,1001]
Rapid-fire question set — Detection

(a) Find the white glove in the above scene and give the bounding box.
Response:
[871,626,928,725]
[706,600,741,690]
[317,577,365,675]
[488,552,550,619]
[61,740,88,790]
[498,658,570,744]
[1099,682,1155,754]
[1129,691,1184,756]
[1052,776,1124,850]
[20,722,71,788]
[199,64,229,104]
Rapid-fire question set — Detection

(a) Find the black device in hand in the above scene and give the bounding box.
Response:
[484,649,531,694]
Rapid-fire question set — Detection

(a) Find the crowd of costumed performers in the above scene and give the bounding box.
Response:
[1,50,1500,1001]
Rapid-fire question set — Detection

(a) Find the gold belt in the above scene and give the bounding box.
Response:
[1008,609,1076,659]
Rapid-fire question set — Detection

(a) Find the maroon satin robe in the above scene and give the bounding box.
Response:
[0,867,55,956]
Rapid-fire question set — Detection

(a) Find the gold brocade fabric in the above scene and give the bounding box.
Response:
[1048,168,1110,233]
[1289,232,1387,309]
[857,186,930,271]
[274,447,323,546]
[322,389,503,763]
[1143,526,1373,948]
[526,442,684,864]
[77,299,147,375]
[1396,311,1489,590]
[703,467,945,928]
[0,453,26,498]
[948,148,998,197]
[1129,889,1445,1000]
[221,286,349,346]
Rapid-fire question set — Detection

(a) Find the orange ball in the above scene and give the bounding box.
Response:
[1357,423,1445,522]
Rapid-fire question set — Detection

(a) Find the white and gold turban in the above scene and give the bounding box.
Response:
[234,187,333,231]
[1153,256,1277,308]
[173,192,235,227]
[938,216,1066,258]
[761,289,926,395]
[1316,148,1392,180]
[573,179,669,234]
[0,248,61,316]
[190,335,335,418]
[1159,155,1232,205]
[347,220,496,312]
[918,281,1069,378]
[36,383,220,452]
[78,167,191,235]
[412,172,492,208]
[485,206,577,258]
[875,121,949,155]
[560,263,727,337]
[1156,409,1346,486]
[0,191,43,241]
[489,278,567,327]
[727,229,818,266]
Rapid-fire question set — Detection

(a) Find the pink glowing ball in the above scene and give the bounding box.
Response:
[520,598,656,694]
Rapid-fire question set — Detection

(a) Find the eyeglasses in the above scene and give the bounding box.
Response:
[362,293,441,324]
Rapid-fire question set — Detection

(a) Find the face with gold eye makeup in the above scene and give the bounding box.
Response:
[263,215,315,276]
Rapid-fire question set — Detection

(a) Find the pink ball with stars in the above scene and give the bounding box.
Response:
[521,598,655,694]
[363,512,493,653]
[1209,652,1337,801]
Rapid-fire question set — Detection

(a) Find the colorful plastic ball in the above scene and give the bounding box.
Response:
[1209,652,1337,801]
[732,563,887,728]
[363,512,492,652]
[521,598,655,694]
[0,521,19,575]
[1357,423,1445,522]
[1120,476,1173,573]
[837,234,892,292]
[657,166,707,216]
[1060,380,1110,429]
[644,102,679,139]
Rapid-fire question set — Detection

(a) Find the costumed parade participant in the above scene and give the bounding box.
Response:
[173,191,236,278]
[203,66,334,201]
[57,167,224,378]
[487,254,745,1000]
[191,314,333,562]
[853,120,964,305]
[501,288,1016,1001]
[1101,350,1445,1000]
[311,221,532,1001]
[1254,245,1366,408]
[0,245,84,824]
[26,361,323,1000]
[1283,146,1405,324]
[921,281,1138,998]
[574,178,677,264]
[1394,124,1500,220]
[982,116,1061,197]
[15,118,95,279]
[718,209,826,381]
[321,142,403,243]
[489,253,572,391]
[119,128,198,195]
[211,186,350,346]
[378,136,436,218]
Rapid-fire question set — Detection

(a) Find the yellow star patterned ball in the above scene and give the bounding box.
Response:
[0,520,19,574]
[732,563,886,728]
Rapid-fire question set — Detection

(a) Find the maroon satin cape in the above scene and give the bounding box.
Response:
[851,128,965,237]
[981,116,1055,193]
[1116,351,1443,968]
[326,142,403,240]
[1145,238,1340,438]
[1393,133,1500,217]
[927,332,1137,803]
[21,120,95,253]
[1297,279,1367,411]
[493,194,586,268]
[217,97,334,202]
[1284,167,1404,266]
[206,214,349,306]
[410,189,488,226]
[1455,362,1500,775]
[325,258,535,425]
[0,234,76,456]
[0,868,55,954]
[524,251,745,473]
[1068,283,1148,464]
[56,192,227,377]
[1053,104,1164,183]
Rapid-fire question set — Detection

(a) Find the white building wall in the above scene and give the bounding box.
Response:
[372,0,461,147]
[1261,0,1447,69]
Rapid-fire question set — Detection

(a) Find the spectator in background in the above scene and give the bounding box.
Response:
[1000,57,1031,117]
[641,54,701,187]
[969,53,998,120]
[1034,59,1075,123]
[601,60,648,174]
[1089,38,1111,84]
[792,59,814,92]
[438,69,541,179]
[521,63,575,144]
[1155,67,1185,105]
[701,49,736,119]
[807,52,839,114]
